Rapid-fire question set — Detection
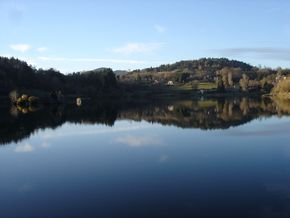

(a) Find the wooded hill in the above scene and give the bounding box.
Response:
[0,56,117,96]
[120,58,290,93]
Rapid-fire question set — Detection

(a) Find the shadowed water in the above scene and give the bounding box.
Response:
[1,97,290,218]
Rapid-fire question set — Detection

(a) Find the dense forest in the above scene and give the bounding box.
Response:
[0,56,117,96]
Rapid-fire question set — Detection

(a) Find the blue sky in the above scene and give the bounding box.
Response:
[1,0,290,72]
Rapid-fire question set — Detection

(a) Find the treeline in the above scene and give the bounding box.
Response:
[2,56,290,97]
[0,56,117,96]
[126,58,254,81]
[121,58,290,93]
[141,58,253,73]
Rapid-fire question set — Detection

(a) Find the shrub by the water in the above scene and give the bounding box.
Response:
[273,78,290,93]
[15,94,39,107]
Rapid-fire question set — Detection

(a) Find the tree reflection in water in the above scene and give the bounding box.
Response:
[0,97,289,145]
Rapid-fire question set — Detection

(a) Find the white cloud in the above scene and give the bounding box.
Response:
[115,135,163,147]
[13,141,51,153]
[37,56,146,64]
[14,143,34,153]
[154,24,166,33]
[112,42,162,55]
[36,47,48,52]
[9,44,30,52]
[43,125,150,139]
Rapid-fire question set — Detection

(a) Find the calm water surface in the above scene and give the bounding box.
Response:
[1,97,290,217]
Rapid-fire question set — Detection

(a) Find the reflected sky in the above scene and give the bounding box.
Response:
[1,115,290,217]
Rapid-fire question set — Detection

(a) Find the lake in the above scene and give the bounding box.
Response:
[1,97,290,217]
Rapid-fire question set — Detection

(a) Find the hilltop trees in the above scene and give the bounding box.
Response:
[122,58,255,83]
[67,68,117,95]
[0,56,117,96]
[0,57,35,92]
[125,58,257,85]
[142,58,253,73]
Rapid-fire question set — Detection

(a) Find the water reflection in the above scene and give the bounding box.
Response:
[1,97,290,145]
[2,97,290,217]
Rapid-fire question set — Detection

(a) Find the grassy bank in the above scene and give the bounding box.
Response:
[120,81,262,100]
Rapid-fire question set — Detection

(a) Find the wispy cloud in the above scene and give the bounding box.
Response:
[0,54,164,72]
[115,135,163,147]
[36,47,48,52]
[154,24,166,33]
[40,141,50,148]
[112,42,162,55]
[214,47,290,61]
[38,56,146,64]
[43,125,150,139]
[14,143,34,153]
[10,44,31,52]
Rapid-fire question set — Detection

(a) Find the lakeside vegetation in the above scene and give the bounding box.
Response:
[271,77,290,99]
[1,56,290,102]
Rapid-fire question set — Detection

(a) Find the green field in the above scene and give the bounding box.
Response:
[197,82,217,90]
[177,82,217,91]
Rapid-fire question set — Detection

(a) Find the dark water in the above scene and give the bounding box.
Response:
[1,97,290,218]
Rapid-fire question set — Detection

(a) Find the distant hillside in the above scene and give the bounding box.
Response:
[124,58,255,81]
[120,58,290,94]
[142,58,253,72]
[81,68,128,76]
[80,67,110,74]
[114,70,129,76]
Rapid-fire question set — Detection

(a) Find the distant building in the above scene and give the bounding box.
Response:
[168,105,174,111]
